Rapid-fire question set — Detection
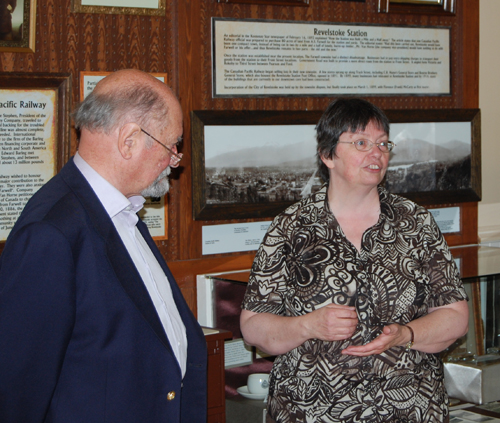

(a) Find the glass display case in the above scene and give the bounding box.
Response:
[448,244,500,358]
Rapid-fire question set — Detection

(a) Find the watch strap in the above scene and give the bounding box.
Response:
[405,325,415,351]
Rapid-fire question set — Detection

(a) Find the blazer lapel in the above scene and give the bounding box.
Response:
[59,159,172,351]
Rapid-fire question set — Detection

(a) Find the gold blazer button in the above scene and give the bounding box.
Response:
[167,391,176,401]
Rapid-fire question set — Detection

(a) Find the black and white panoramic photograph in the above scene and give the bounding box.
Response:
[203,121,473,207]
[204,124,320,206]
[385,121,472,194]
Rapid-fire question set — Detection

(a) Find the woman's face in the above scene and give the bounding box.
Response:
[322,120,390,189]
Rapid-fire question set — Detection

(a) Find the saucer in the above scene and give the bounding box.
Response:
[237,385,267,400]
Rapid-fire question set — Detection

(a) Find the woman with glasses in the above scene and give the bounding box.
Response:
[240,98,468,423]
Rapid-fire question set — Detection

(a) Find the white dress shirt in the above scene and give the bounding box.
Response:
[73,153,187,377]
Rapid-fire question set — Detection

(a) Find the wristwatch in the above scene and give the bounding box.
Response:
[405,325,415,351]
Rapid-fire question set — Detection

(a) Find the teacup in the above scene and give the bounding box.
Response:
[247,373,269,395]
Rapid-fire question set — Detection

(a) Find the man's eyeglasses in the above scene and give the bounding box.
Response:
[140,128,183,165]
[337,139,395,153]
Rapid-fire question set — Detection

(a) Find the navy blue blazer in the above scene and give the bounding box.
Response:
[0,158,207,423]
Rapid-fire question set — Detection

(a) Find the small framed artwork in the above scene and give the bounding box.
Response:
[217,0,309,5]
[72,0,166,16]
[378,0,455,14]
[191,108,480,221]
[0,0,36,52]
[0,73,71,247]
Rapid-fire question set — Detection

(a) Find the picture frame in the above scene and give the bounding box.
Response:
[0,73,71,249]
[384,108,481,206]
[191,108,480,221]
[71,0,166,16]
[378,0,455,14]
[217,0,309,5]
[0,0,36,52]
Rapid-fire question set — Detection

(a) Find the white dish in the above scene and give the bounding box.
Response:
[237,385,267,400]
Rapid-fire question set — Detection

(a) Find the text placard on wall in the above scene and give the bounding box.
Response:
[213,18,450,97]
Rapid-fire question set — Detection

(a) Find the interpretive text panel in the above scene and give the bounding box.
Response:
[213,18,450,97]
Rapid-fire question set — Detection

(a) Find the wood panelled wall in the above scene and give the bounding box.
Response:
[0,0,479,314]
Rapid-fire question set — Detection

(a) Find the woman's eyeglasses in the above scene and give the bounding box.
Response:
[337,139,395,153]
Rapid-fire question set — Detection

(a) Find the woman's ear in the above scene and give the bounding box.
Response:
[320,153,335,169]
[117,123,142,159]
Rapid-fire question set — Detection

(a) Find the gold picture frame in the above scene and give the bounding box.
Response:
[0,0,36,52]
[71,0,165,16]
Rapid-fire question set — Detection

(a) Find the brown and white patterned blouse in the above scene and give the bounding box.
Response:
[242,185,468,423]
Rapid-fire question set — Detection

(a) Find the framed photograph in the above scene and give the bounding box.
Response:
[217,0,309,5]
[378,0,455,14]
[192,110,321,221]
[384,109,481,205]
[0,73,71,247]
[71,0,165,16]
[191,109,480,221]
[0,0,36,52]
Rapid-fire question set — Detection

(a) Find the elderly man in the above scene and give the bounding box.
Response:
[0,70,207,423]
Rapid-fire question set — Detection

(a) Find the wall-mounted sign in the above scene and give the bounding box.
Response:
[0,73,71,243]
[212,18,450,97]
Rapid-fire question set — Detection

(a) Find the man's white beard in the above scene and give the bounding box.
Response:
[141,166,171,198]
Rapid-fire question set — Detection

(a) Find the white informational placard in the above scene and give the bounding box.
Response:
[81,73,166,99]
[429,206,460,234]
[138,196,166,238]
[202,221,271,255]
[213,18,450,97]
[224,338,253,369]
[81,75,106,100]
[0,89,57,241]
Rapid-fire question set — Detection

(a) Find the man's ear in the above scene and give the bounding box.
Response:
[117,122,142,159]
